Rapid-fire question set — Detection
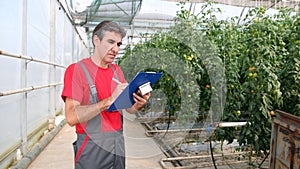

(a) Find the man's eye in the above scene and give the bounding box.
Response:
[117,42,122,47]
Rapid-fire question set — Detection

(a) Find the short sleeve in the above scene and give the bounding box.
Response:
[61,63,85,103]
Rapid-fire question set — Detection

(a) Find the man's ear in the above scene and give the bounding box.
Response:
[93,35,99,46]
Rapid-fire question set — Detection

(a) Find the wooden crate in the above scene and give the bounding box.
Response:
[269,110,300,169]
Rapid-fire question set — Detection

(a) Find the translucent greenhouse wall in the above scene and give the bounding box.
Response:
[0,0,89,168]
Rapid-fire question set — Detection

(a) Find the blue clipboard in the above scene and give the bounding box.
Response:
[107,72,163,112]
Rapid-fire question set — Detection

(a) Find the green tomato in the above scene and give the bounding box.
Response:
[236,110,241,116]
[253,73,257,78]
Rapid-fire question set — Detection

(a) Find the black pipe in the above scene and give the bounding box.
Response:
[209,136,217,169]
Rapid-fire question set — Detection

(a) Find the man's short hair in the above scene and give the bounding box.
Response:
[92,21,126,46]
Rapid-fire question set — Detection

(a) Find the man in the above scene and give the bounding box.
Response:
[61,21,150,169]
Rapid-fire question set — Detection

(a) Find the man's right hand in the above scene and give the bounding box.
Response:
[112,83,128,101]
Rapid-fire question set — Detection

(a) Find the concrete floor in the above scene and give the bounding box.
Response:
[27,113,165,169]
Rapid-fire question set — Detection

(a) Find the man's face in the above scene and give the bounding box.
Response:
[96,31,122,64]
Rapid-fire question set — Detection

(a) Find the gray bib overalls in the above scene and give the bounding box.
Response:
[73,62,125,169]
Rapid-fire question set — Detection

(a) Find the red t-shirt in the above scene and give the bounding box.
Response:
[61,58,126,134]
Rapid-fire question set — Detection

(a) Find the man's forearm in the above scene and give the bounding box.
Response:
[73,98,112,124]
[75,103,101,124]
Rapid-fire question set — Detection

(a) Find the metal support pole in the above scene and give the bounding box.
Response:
[21,0,28,155]
[49,0,56,130]
[0,50,66,68]
[130,23,134,51]
[63,12,66,69]
[72,26,75,62]
[62,11,67,115]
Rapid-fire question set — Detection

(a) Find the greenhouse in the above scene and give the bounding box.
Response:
[0,0,299,169]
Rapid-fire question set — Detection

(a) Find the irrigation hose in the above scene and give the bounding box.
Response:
[162,105,172,138]
[209,135,218,169]
[258,152,270,168]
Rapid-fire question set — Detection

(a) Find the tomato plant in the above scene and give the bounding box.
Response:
[119,1,300,162]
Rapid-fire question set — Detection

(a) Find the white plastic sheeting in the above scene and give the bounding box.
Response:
[0,0,25,162]
[0,0,89,168]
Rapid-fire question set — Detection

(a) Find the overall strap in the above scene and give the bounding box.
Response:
[109,64,119,81]
[78,61,101,134]
[108,64,123,126]
[77,61,123,133]
[78,61,99,104]
[78,62,119,103]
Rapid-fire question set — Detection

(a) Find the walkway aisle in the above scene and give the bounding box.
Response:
[26,122,75,169]
[27,113,165,169]
[123,113,165,169]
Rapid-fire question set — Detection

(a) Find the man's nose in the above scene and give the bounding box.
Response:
[111,43,119,53]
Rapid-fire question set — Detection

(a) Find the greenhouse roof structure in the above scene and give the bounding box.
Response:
[166,0,300,9]
[72,0,142,30]
[66,0,299,54]
[69,0,299,36]
[66,0,178,54]
[70,0,177,35]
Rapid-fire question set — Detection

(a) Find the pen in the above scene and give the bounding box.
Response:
[112,77,122,85]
